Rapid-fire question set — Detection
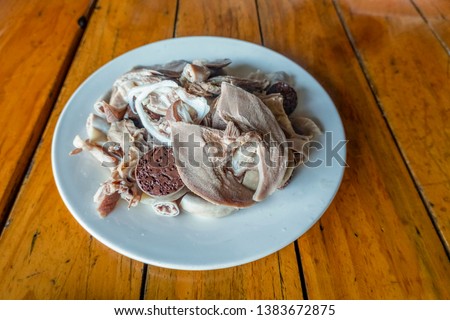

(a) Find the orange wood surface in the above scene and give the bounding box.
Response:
[413,0,450,49]
[0,0,449,300]
[258,0,450,298]
[335,0,450,250]
[0,0,94,226]
[0,0,177,299]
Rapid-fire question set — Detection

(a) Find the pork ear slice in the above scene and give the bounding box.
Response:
[170,122,255,208]
[212,82,288,201]
[261,93,321,140]
[260,93,321,165]
[289,115,322,139]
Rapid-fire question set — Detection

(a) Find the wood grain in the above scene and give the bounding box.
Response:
[0,0,93,227]
[0,0,178,299]
[143,0,303,300]
[175,0,261,41]
[412,0,450,51]
[145,245,302,299]
[335,0,450,250]
[2,0,448,300]
[258,0,450,299]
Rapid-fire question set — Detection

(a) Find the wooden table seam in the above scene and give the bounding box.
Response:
[254,0,310,298]
[4,0,447,299]
[172,0,180,38]
[254,0,265,45]
[0,0,98,236]
[332,0,450,258]
[410,0,450,57]
[294,241,310,300]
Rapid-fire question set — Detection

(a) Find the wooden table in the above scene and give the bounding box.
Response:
[0,0,449,300]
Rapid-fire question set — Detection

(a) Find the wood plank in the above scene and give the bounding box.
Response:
[143,0,303,300]
[258,0,450,299]
[0,0,178,299]
[145,245,302,299]
[335,0,450,250]
[0,0,93,226]
[412,0,450,51]
[175,0,261,41]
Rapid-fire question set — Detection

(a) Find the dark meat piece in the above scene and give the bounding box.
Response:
[266,82,298,115]
[171,122,256,208]
[97,191,121,217]
[135,147,184,196]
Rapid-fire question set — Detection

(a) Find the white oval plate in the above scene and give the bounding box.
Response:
[52,36,346,270]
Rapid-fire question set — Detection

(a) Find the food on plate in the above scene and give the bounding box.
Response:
[266,81,298,115]
[135,147,184,197]
[70,58,321,217]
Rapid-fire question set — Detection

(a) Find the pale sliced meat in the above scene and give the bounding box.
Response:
[212,82,288,201]
[180,192,237,218]
[71,135,119,165]
[289,115,322,138]
[261,93,321,167]
[181,63,211,83]
[152,201,180,217]
[260,94,310,153]
[94,100,127,123]
[109,69,162,108]
[107,119,149,150]
[147,60,188,78]
[192,58,232,69]
[208,75,269,93]
[94,183,121,217]
[86,113,109,142]
[261,94,321,139]
[260,94,295,135]
[248,70,290,85]
[96,192,121,217]
[171,122,255,208]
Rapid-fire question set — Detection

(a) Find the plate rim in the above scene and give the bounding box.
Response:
[51,36,346,270]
